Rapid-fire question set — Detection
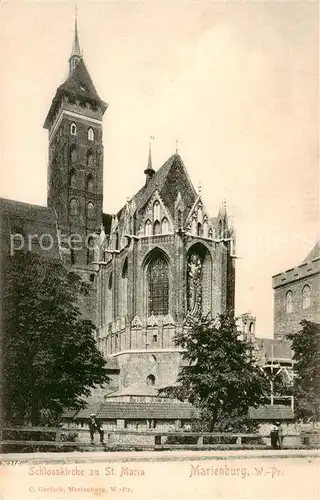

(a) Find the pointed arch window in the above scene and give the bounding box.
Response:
[70,123,77,135]
[153,220,161,235]
[70,145,77,164]
[87,202,95,219]
[148,253,169,315]
[302,285,311,309]
[121,258,128,317]
[286,290,293,313]
[177,209,182,229]
[161,217,169,234]
[87,174,93,192]
[88,128,94,141]
[87,151,94,168]
[197,222,203,237]
[146,374,155,386]
[69,198,78,216]
[145,219,152,237]
[153,201,160,221]
[87,236,95,264]
[69,169,76,188]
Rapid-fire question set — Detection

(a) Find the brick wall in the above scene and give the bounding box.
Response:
[273,272,320,338]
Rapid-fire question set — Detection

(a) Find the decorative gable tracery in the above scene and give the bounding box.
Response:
[185,195,214,239]
[138,190,174,237]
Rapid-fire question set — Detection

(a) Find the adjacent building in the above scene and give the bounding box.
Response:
[272,242,320,339]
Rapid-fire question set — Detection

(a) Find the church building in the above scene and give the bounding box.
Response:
[1,18,236,424]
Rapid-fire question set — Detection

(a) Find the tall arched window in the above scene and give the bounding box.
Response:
[153,220,161,235]
[153,201,160,221]
[87,236,95,264]
[148,252,169,315]
[70,123,77,135]
[88,128,94,141]
[122,258,128,317]
[286,291,293,313]
[69,169,76,187]
[177,209,182,229]
[249,322,254,334]
[87,174,93,192]
[70,145,77,163]
[107,272,113,324]
[87,202,95,219]
[145,219,152,236]
[197,222,203,237]
[87,151,94,168]
[302,285,311,309]
[69,198,78,216]
[161,217,169,233]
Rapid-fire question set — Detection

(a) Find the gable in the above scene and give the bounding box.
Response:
[138,190,174,236]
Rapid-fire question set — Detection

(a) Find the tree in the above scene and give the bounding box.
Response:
[287,320,320,421]
[2,251,109,425]
[159,313,270,431]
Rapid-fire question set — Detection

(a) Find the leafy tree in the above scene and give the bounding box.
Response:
[2,251,109,425]
[287,320,320,421]
[159,313,270,431]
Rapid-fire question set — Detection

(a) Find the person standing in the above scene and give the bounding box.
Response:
[88,413,104,444]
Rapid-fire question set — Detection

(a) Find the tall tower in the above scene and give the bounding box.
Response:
[44,14,108,266]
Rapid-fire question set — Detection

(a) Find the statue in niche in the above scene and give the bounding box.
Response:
[187,253,203,317]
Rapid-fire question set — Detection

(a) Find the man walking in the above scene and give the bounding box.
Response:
[88,413,104,445]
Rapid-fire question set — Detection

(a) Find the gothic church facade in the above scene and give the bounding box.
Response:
[2,19,236,402]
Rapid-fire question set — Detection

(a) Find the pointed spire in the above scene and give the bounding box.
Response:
[69,6,83,74]
[144,136,155,183]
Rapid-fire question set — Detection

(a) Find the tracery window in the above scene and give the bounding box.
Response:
[302,285,311,309]
[148,253,169,315]
[286,291,293,313]
[161,217,169,233]
[153,220,161,235]
[145,219,152,236]
[153,201,160,221]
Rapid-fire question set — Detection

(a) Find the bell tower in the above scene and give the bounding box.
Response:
[43,14,108,266]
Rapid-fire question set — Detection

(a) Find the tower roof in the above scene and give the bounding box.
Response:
[43,59,107,129]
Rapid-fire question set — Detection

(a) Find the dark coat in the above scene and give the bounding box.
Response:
[88,417,103,432]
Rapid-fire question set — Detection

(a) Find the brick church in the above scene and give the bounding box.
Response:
[1,18,236,426]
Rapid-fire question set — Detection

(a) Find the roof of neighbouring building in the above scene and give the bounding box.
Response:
[257,338,293,361]
[303,241,320,263]
[249,405,294,421]
[99,402,199,420]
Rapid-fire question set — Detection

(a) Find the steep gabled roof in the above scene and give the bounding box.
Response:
[116,154,197,232]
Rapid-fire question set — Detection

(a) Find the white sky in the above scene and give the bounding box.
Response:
[1,1,319,337]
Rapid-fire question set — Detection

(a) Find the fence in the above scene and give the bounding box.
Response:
[1,426,319,452]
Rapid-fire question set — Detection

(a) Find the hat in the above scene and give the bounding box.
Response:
[90,413,96,417]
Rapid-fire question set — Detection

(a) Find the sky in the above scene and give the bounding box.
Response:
[1,0,319,337]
